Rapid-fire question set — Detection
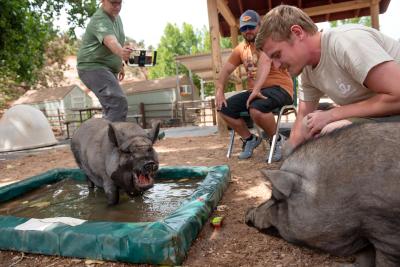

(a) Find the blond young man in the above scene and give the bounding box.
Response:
[77,0,132,122]
[215,10,293,161]
[252,5,400,152]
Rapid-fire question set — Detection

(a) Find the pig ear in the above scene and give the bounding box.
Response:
[108,123,120,147]
[261,169,299,200]
[148,121,161,144]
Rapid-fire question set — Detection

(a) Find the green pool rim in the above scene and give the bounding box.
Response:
[0,165,230,265]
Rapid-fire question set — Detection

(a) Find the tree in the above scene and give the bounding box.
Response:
[0,0,97,108]
[330,16,371,28]
[36,33,80,89]
[149,23,202,79]
[0,0,96,84]
[149,23,235,97]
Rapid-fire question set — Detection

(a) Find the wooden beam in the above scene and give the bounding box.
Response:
[325,0,333,21]
[237,0,244,15]
[303,0,371,17]
[355,8,361,17]
[370,0,380,30]
[217,0,238,27]
[207,0,228,135]
[297,0,302,9]
[230,26,243,91]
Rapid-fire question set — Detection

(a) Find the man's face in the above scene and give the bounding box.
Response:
[241,25,259,43]
[261,35,306,77]
[102,0,122,17]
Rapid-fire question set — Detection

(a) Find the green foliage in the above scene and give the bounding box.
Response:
[0,0,52,84]
[149,23,236,97]
[36,34,80,88]
[330,16,371,28]
[0,0,97,109]
[149,23,202,79]
[31,0,98,37]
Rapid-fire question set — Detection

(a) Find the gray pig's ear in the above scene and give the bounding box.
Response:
[108,123,120,147]
[148,121,161,144]
[261,169,299,200]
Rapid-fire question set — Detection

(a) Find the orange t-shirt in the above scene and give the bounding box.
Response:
[228,42,293,97]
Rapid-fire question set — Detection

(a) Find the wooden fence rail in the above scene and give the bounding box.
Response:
[42,99,217,138]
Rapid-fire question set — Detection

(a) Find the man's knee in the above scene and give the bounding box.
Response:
[249,107,271,119]
[104,94,128,121]
[248,108,259,122]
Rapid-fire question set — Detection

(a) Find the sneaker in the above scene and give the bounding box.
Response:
[238,135,262,159]
[269,134,286,162]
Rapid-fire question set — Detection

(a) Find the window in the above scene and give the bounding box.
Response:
[180,85,192,96]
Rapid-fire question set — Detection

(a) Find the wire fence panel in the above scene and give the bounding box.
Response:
[41,99,217,138]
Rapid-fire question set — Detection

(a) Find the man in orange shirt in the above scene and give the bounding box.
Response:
[215,10,293,161]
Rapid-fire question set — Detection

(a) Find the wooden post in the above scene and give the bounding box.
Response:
[181,103,186,125]
[230,25,243,91]
[370,0,380,30]
[211,99,217,125]
[139,102,146,128]
[207,0,228,136]
[57,108,63,135]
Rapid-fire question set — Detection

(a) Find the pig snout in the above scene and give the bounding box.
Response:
[132,161,158,193]
[142,161,158,174]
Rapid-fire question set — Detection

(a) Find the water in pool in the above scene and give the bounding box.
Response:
[0,177,203,222]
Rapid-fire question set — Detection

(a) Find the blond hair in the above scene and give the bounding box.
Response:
[256,5,318,50]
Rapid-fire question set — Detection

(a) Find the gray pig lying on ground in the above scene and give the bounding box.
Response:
[246,122,400,267]
[71,118,160,205]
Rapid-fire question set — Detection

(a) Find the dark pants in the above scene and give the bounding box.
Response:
[78,68,128,122]
[219,86,293,119]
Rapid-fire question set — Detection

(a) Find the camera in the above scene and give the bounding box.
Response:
[127,50,157,67]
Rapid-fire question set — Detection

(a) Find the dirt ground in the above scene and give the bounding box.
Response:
[0,134,353,267]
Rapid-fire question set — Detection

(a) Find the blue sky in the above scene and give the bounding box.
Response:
[57,0,400,47]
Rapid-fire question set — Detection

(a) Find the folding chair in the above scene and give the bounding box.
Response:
[267,78,298,163]
[226,111,263,158]
[267,105,297,163]
[226,78,298,161]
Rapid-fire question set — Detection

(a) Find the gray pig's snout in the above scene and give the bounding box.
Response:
[143,161,158,173]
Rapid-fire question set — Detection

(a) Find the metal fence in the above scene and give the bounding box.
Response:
[41,99,217,138]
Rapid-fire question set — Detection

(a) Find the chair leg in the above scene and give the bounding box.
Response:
[268,112,283,164]
[226,129,235,158]
[268,105,297,163]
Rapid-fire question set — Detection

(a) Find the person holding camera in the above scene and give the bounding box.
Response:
[77,0,132,122]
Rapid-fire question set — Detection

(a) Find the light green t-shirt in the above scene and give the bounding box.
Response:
[299,24,400,105]
[77,8,125,74]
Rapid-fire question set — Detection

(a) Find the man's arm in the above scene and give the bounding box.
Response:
[215,61,237,110]
[103,35,132,62]
[307,61,400,136]
[118,63,125,81]
[246,51,272,108]
[288,100,319,149]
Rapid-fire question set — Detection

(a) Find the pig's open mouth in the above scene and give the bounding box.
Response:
[126,172,155,197]
[135,170,154,189]
[126,162,158,196]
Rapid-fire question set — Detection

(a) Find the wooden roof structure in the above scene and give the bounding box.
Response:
[217,0,391,37]
[206,0,392,134]
[122,75,193,95]
[14,84,81,105]
[176,49,236,82]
